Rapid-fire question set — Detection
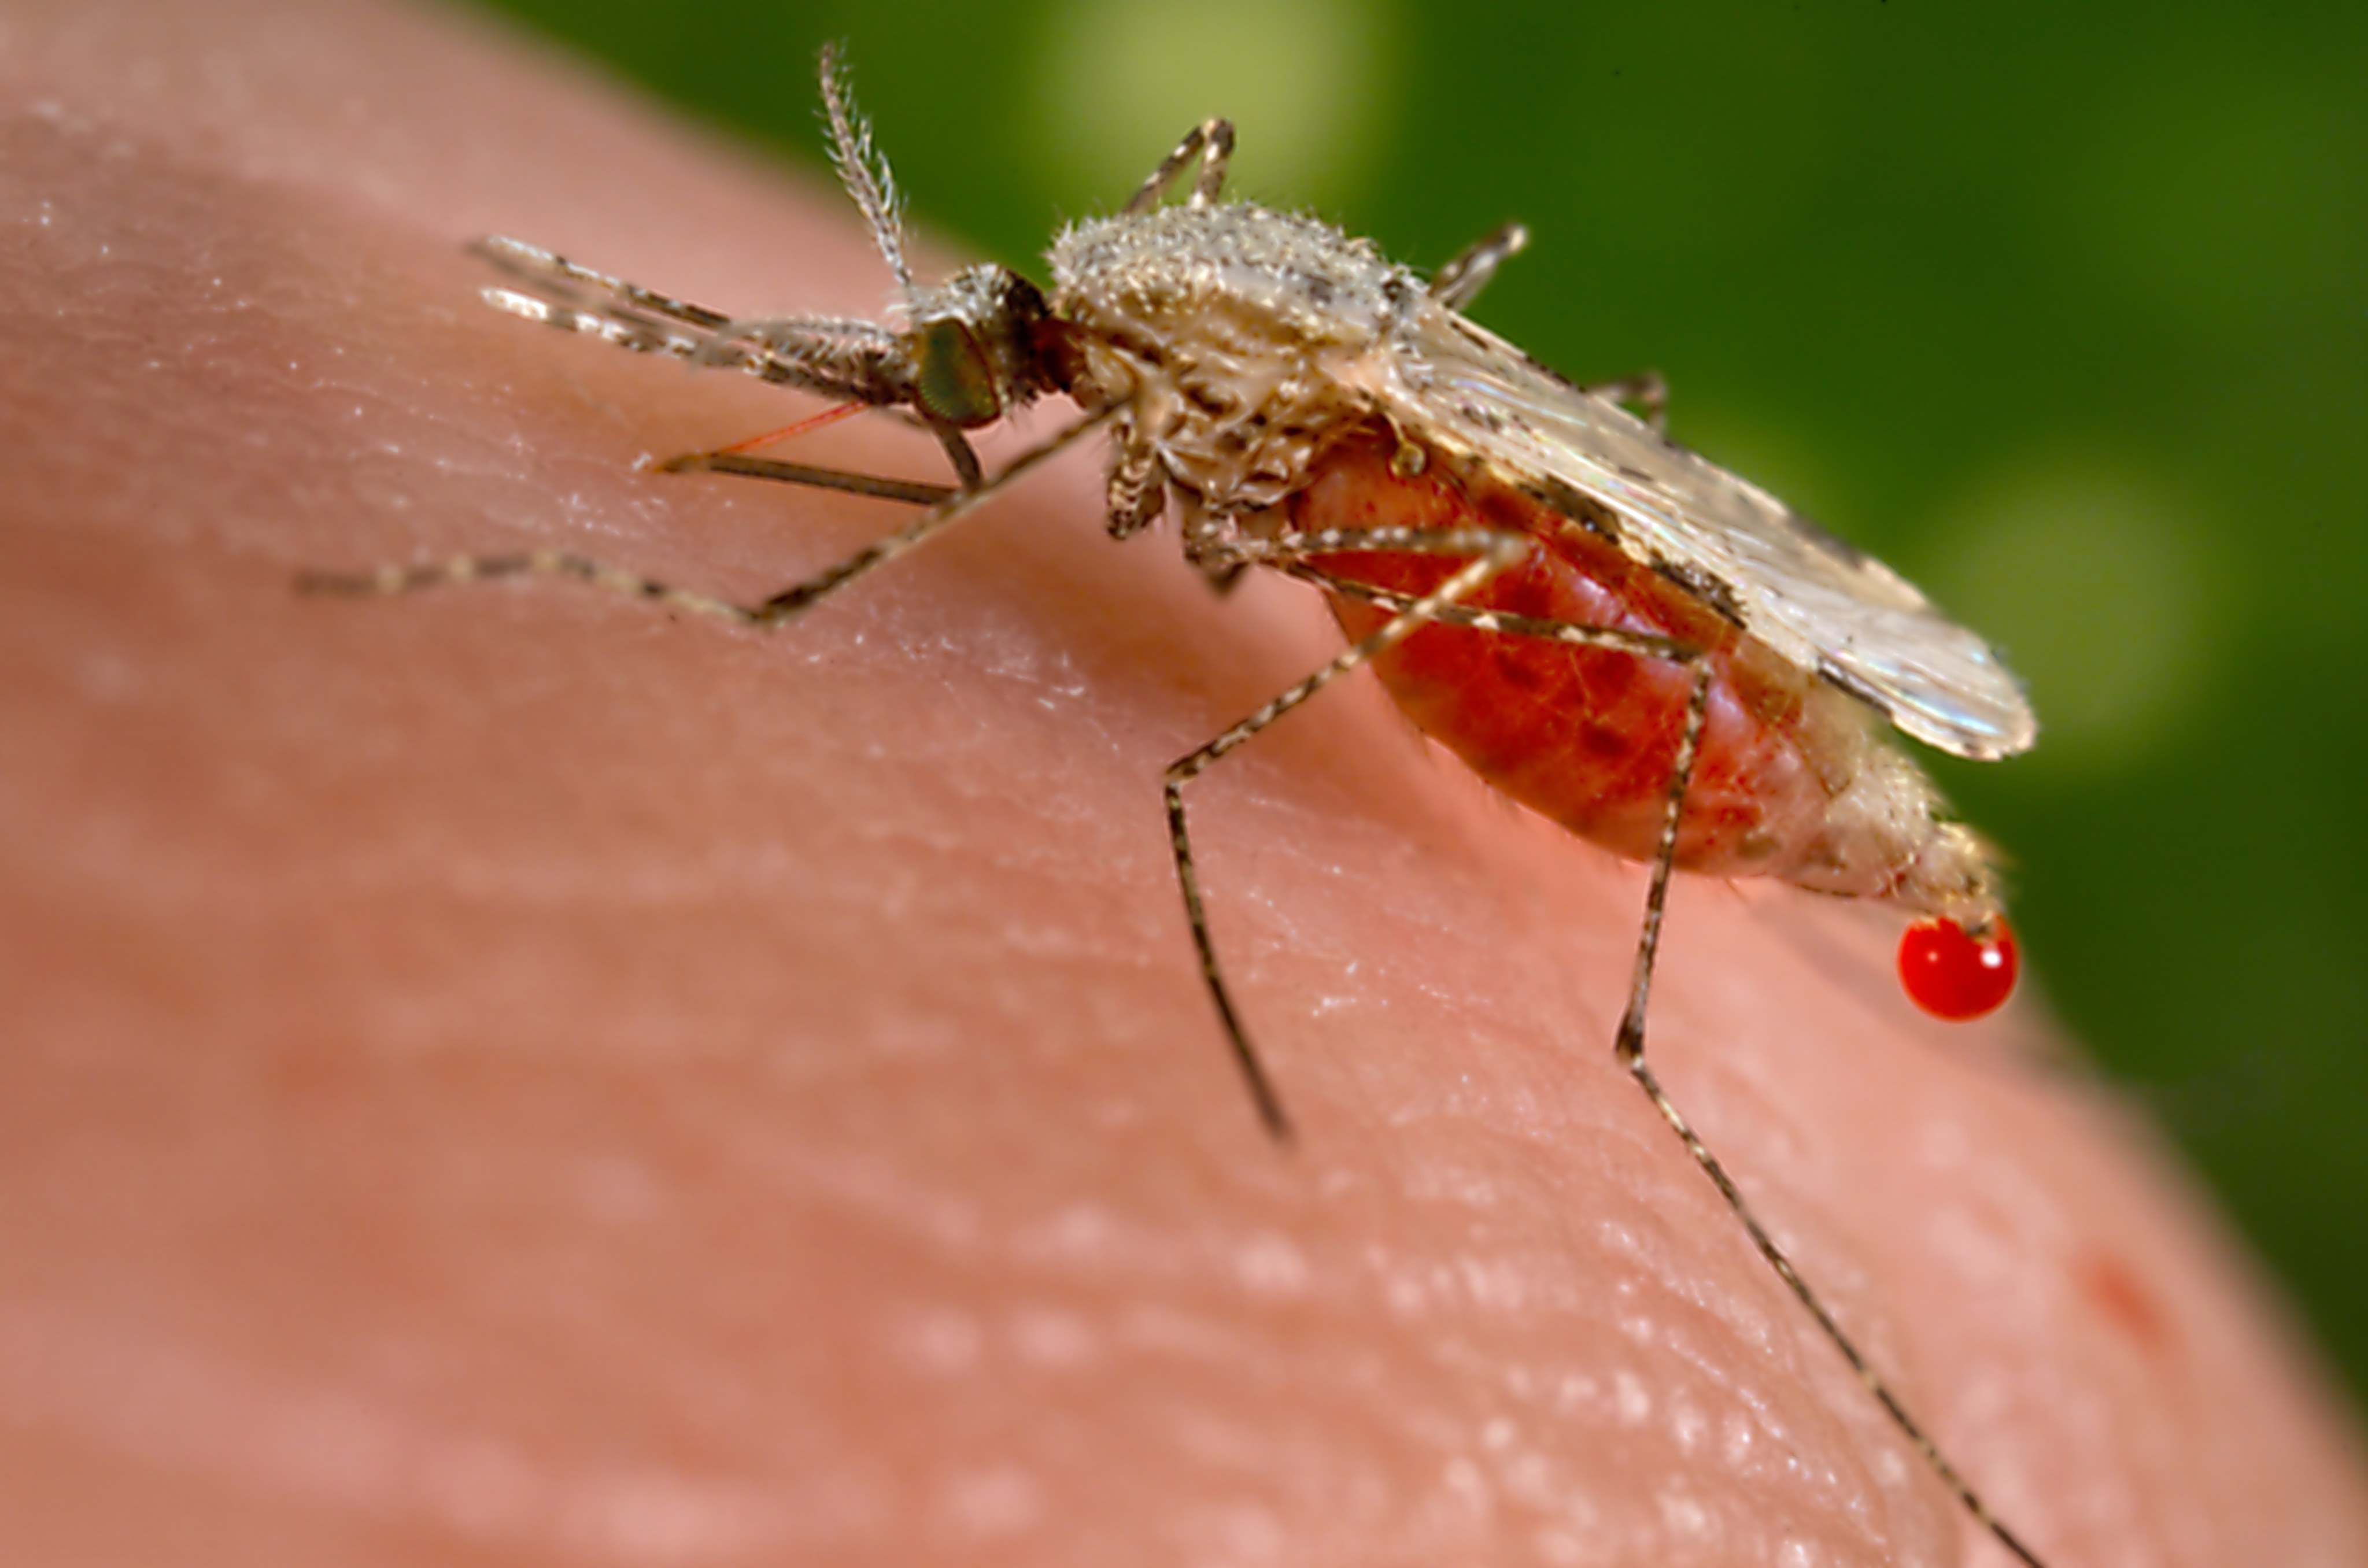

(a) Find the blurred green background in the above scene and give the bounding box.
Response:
[468,0,2368,1403]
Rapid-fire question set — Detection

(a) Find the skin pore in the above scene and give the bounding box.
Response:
[3,1,2365,1562]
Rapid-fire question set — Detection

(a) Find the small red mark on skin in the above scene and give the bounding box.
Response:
[1898,917,2018,1020]
[2076,1251,2179,1361]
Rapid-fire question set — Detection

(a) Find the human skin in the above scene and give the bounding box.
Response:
[2,2,2364,1564]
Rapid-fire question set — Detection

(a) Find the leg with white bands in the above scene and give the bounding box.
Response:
[1583,371,1669,435]
[1609,658,2049,1568]
[300,409,1113,628]
[1259,552,2049,1565]
[1429,221,1529,312]
[1124,118,1236,216]
[1163,524,1532,1142]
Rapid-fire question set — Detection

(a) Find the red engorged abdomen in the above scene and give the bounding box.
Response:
[1294,431,1847,880]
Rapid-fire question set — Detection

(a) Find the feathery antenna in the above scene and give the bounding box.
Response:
[817,43,913,297]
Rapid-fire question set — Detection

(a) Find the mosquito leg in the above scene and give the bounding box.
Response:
[926,421,988,490]
[1609,665,2050,1568]
[1122,118,1237,216]
[1279,566,1694,663]
[1583,371,1669,435]
[1170,523,1699,1136]
[1254,556,2048,1564]
[1104,439,1166,540]
[1202,521,1520,574]
[1428,221,1530,312]
[300,408,1114,627]
[1163,524,1534,1141]
[1176,497,1247,592]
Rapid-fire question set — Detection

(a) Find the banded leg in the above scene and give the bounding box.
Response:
[1103,439,1167,540]
[1256,560,2049,1566]
[1165,522,1551,1140]
[1280,565,1693,663]
[1179,498,1246,593]
[300,408,1113,627]
[1429,221,1530,311]
[1123,118,1236,216]
[1410,225,1668,433]
[1606,681,2050,1566]
[1195,520,1519,575]
[1584,371,1669,435]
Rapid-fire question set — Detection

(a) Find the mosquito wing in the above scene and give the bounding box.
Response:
[1349,306,2036,761]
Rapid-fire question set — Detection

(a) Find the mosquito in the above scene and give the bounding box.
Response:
[305,45,2047,1565]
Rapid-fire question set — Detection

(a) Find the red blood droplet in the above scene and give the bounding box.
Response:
[1897,917,2018,1020]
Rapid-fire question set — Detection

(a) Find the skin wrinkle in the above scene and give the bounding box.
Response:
[2,1,2366,1565]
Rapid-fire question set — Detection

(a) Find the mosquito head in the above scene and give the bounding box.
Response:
[901,264,1061,428]
[814,49,1069,430]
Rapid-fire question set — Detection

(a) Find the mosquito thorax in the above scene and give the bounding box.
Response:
[903,264,1056,428]
[1046,204,1424,511]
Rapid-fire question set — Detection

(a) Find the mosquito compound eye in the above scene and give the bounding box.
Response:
[1897,916,2019,1020]
[913,317,1003,427]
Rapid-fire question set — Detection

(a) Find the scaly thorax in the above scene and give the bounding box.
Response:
[1046,204,1418,511]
